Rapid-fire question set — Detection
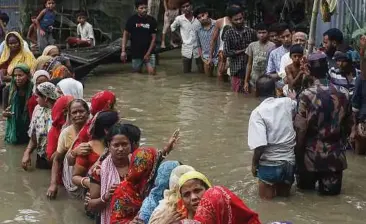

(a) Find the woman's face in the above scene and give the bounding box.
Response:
[48,48,60,57]
[7,35,20,53]
[36,94,47,107]
[69,101,89,126]
[109,134,132,161]
[180,179,207,213]
[36,75,49,87]
[13,68,28,88]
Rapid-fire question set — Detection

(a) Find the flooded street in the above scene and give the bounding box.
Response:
[1,50,366,224]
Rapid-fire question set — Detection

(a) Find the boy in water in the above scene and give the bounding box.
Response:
[67,11,95,48]
[285,44,307,94]
[36,0,56,52]
[244,23,275,93]
[27,13,39,53]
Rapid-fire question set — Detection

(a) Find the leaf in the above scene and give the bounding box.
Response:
[352,28,366,39]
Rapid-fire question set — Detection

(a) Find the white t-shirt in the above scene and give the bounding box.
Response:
[248,97,296,165]
[77,22,95,46]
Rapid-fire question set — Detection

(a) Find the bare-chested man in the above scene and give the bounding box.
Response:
[208,1,242,79]
[161,0,179,48]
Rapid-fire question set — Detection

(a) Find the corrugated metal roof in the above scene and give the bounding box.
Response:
[316,0,366,45]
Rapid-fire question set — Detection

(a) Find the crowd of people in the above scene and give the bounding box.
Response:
[1,0,366,223]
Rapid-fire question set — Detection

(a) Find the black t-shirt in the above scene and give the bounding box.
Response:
[125,14,157,59]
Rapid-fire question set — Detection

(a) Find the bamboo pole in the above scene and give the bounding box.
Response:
[307,0,320,54]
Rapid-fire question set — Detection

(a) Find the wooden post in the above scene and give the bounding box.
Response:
[307,0,320,54]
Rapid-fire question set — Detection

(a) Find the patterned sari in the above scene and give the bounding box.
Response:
[110,147,162,224]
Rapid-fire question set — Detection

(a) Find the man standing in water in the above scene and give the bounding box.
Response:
[295,53,349,195]
[208,1,242,80]
[171,0,203,73]
[248,75,296,200]
[194,6,219,77]
[224,7,257,93]
[121,0,157,75]
[160,0,179,48]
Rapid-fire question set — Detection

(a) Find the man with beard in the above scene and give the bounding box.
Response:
[171,0,203,73]
[223,6,257,93]
[294,53,349,196]
[194,6,219,76]
[121,0,157,75]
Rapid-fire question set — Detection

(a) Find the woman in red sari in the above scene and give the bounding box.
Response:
[72,111,119,189]
[65,90,116,166]
[46,95,74,160]
[193,186,261,224]
[109,147,162,224]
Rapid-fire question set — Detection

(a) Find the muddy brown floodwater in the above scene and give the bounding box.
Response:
[1,50,366,224]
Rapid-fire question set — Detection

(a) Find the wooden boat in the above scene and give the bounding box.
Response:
[63,39,180,80]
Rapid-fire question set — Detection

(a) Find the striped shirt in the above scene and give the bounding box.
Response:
[266,45,289,75]
[171,14,201,59]
[328,67,361,94]
[196,19,219,64]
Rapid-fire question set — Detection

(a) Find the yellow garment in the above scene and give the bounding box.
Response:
[0,32,36,75]
[178,171,212,193]
[42,45,58,56]
[31,55,52,75]
[321,0,337,22]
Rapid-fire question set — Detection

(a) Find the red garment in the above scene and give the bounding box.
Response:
[71,91,116,152]
[75,150,101,170]
[46,96,74,160]
[27,94,38,118]
[67,37,92,48]
[193,186,261,224]
[109,147,159,224]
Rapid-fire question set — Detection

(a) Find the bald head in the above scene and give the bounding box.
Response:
[293,32,308,48]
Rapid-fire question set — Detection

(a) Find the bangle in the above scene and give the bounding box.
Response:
[80,177,88,188]
[100,193,107,203]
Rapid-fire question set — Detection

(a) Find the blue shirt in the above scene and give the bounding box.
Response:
[40,9,56,31]
[266,45,289,74]
[196,19,219,64]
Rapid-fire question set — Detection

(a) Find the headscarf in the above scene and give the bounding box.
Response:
[46,95,74,160]
[110,147,161,224]
[90,90,116,115]
[148,165,196,224]
[51,65,71,79]
[177,171,212,218]
[5,63,33,144]
[36,82,60,100]
[31,55,52,74]
[70,91,117,151]
[42,45,58,56]
[139,161,180,224]
[32,70,50,93]
[57,78,83,99]
[0,32,35,75]
[193,186,261,224]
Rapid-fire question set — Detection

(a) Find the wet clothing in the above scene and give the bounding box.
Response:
[297,170,343,195]
[258,161,295,185]
[196,19,219,65]
[125,14,157,59]
[295,79,349,173]
[223,26,257,77]
[132,54,156,71]
[193,186,261,224]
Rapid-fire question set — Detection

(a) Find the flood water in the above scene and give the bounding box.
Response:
[1,50,366,224]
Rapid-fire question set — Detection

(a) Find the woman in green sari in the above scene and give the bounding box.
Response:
[3,63,33,144]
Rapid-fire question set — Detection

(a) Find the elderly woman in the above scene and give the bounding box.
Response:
[46,99,91,199]
[0,32,35,82]
[3,64,33,144]
[56,78,84,99]
[42,45,60,57]
[148,165,196,224]
[21,82,59,170]
[31,55,52,74]
[28,70,50,118]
